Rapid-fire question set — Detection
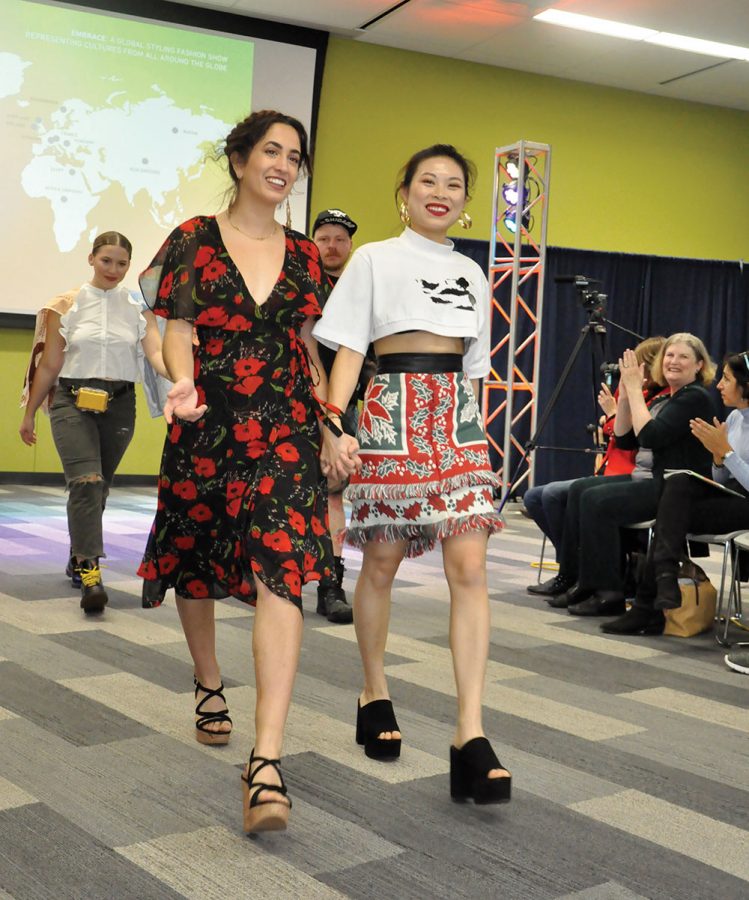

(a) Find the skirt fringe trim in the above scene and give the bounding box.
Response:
[344,512,504,558]
[345,469,501,502]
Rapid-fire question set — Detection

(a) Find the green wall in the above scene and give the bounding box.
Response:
[5,35,749,476]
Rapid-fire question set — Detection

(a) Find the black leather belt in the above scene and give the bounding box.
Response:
[377,353,463,374]
[58,378,134,399]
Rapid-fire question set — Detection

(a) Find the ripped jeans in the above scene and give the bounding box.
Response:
[50,380,135,560]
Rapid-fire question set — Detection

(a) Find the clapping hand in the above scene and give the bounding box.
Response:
[617,348,645,396]
[598,382,617,418]
[690,416,731,460]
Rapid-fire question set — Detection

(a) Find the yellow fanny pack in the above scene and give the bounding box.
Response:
[73,386,110,413]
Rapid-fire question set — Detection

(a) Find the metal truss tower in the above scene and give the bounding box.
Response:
[482,140,551,495]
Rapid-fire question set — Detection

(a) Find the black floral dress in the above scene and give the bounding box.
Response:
[138,216,332,613]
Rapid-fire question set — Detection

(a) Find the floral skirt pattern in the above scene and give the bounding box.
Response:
[345,371,503,557]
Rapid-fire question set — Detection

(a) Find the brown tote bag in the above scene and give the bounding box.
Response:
[664,562,717,638]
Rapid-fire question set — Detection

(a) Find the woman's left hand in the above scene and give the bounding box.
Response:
[320,424,361,481]
[690,416,732,459]
[617,348,645,395]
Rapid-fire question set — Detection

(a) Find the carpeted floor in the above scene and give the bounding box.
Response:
[0,482,747,899]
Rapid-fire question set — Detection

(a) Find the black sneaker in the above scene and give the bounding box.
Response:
[527,573,573,597]
[65,555,82,589]
[79,559,108,614]
[316,584,353,624]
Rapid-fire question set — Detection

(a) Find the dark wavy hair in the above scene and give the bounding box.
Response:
[395,143,476,209]
[223,110,311,201]
[723,350,749,399]
[92,231,131,258]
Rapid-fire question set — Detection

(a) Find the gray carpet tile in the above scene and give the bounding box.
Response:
[0,804,184,900]
[0,660,152,746]
[0,485,747,899]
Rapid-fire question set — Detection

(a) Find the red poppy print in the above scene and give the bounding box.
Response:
[196,306,228,327]
[227,313,252,330]
[262,530,293,552]
[185,579,210,598]
[258,476,275,495]
[139,218,332,612]
[233,419,263,442]
[287,508,306,536]
[275,442,300,462]
[158,271,174,299]
[173,480,198,500]
[283,570,302,595]
[235,376,263,396]
[204,337,224,356]
[226,480,246,500]
[194,245,215,268]
[194,457,216,477]
[188,503,212,522]
[202,259,227,282]
[140,560,157,579]
[158,553,180,575]
[234,358,266,377]
[290,400,306,424]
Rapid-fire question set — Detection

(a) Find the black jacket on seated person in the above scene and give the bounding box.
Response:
[615,382,716,483]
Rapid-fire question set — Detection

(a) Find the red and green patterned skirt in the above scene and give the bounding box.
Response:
[345,369,503,557]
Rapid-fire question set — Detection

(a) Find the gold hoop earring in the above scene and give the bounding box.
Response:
[285,197,292,230]
[458,211,473,230]
[399,202,411,226]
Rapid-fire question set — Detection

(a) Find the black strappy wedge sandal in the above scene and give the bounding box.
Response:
[194,678,232,746]
[241,749,291,833]
[356,698,401,760]
[450,737,511,804]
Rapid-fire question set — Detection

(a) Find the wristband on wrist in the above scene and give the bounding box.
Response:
[322,416,343,437]
[320,400,344,417]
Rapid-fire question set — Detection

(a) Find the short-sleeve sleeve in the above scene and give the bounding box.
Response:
[139,220,201,321]
[462,269,491,379]
[311,249,374,354]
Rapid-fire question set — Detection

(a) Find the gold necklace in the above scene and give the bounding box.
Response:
[227,211,278,241]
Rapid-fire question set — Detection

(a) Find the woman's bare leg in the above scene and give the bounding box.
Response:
[175,595,230,736]
[442,530,507,778]
[353,539,407,739]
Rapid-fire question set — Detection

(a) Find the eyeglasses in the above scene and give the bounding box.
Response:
[743,352,749,372]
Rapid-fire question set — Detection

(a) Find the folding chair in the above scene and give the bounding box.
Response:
[686,530,749,647]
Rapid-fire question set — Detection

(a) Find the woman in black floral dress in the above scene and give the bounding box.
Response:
[138,110,334,833]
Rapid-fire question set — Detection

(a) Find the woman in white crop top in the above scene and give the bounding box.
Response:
[314,144,511,805]
[19,231,166,613]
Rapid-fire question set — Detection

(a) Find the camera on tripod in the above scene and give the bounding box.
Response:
[554,274,607,318]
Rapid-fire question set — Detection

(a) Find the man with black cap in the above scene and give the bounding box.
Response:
[313,208,357,281]
[313,208,373,624]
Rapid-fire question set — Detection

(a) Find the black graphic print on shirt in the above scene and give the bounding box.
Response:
[417,276,476,311]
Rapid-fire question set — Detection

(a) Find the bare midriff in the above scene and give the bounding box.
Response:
[374,331,464,357]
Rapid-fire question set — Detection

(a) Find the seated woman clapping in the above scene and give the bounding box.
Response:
[602,350,749,635]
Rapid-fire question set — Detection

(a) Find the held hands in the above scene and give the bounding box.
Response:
[597,382,617,418]
[690,417,731,461]
[320,422,361,482]
[164,377,207,424]
[617,348,645,396]
[19,413,36,446]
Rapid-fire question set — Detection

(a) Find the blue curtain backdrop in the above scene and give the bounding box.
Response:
[454,239,749,489]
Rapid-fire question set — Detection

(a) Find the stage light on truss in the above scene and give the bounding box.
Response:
[502,181,519,204]
[506,155,520,179]
[503,206,531,234]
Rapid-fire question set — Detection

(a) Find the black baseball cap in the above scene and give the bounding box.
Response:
[312,208,358,237]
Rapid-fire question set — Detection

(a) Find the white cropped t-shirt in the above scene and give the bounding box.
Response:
[312,227,491,379]
[59,283,147,382]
